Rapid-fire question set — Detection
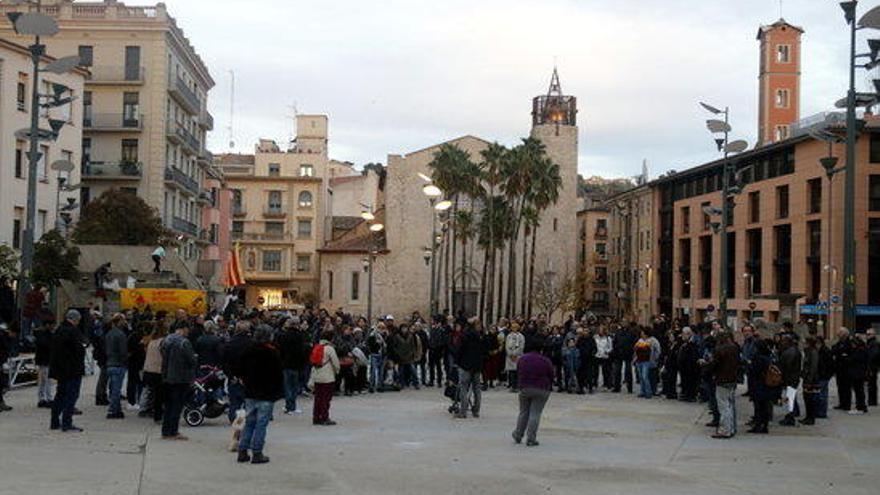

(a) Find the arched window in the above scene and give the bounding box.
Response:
[298,191,313,208]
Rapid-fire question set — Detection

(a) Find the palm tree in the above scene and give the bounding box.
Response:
[428,144,479,314]
[520,206,538,315]
[477,142,508,324]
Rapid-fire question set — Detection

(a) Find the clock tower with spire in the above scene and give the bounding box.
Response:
[529,68,580,284]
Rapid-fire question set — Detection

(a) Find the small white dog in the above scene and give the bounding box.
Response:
[228,409,246,452]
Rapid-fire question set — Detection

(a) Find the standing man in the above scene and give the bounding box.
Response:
[611,324,636,393]
[427,316,448,388]
[0,322,14,412]
[778,333,803,426]
[34,316,56,408]
[832,328,853,411]
[151,245,166,273]
[49,310,87,432]
[866,329,878,407]
[160,323,197,440]
[512,341,555,447]
[223,321,251,421]
[236,328,284,464]
[104,314,129,419]
[366,323,386,393]
[276,319,305,414]
[704,331,739,439]
[455,319,487,419]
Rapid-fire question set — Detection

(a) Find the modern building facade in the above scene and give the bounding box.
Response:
[217,115,336,309]
[0,38,86,250]
[0,0,217,269]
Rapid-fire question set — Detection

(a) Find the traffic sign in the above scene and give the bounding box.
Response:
[749,301,757,310]
[707,304,716,313]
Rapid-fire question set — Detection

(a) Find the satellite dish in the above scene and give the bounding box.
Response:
[725,140,748,153]
[706,119,731,133]
[858,5,880,29]
[44,55,81,75]
[51,160,75,173]
[12,13,59,37]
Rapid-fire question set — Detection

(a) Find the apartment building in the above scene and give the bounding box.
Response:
[0,38,86,249]
[0,0,217,267]
[217,115,333,309]
[577,197,610,315]
[606,184,658,324]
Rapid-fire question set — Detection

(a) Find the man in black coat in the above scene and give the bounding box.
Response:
[611,324,637,393]
[454,320,487,419]
[677,327,700,402]
[848,335,870,414]
[276,320,305,414]
[49,310,87,432]
[867,329,879,407]
[235,328,284,464]
[222,321,252,422]
[778,333,802,426]
[832,329,853,411]
[576,328,597,394]
[0,321,13,411]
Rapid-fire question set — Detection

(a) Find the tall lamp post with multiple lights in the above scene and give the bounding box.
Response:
[6,2,81,333]
[837,2,880,329]
[419,174,451,317]
[360,207,384,325]
[698,102,748,326]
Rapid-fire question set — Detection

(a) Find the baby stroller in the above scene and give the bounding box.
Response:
[443,366,472,415]
[183,365,228,427]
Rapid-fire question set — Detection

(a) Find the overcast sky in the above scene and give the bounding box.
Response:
[163,0,873,179]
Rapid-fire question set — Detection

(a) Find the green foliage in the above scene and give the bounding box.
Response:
[32,230,80,288]
[0,245,19,282]
[73,189,174,246]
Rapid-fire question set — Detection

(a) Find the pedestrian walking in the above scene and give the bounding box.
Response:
[512,341,555,447]
[151,245,166,273]
[104,314,129,419]
[311,330,340,425]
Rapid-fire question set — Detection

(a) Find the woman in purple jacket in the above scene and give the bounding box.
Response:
[512,340,555,446]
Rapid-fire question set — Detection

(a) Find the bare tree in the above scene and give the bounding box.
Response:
[530,269,579,323]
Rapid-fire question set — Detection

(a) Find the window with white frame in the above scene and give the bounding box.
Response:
[775,88,790,108]
[298,190,313,208]
[776,44,790,63]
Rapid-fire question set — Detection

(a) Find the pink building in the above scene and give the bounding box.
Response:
[199,165,233,306]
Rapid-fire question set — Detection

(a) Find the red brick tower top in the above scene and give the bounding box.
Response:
[757,19,804,146]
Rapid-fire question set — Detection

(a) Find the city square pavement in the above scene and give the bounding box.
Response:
[1,376,878,495]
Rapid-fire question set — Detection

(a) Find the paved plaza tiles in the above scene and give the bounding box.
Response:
[1,376,878,495]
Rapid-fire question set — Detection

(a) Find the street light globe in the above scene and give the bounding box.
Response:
[422,184,442,198]
[369,223,385,232]
[435,199,453,211]
[361,210,375,221]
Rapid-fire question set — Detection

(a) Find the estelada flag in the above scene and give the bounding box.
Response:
[225,243,245,287]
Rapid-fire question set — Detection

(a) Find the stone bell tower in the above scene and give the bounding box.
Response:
[529,68,579,285]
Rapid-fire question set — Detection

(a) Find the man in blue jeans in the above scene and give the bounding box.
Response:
[276,320,305,414]
[49,310,87,432]
[236,327,284,464]
[104,315,129,419]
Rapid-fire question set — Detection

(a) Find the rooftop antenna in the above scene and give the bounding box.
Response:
[778,0,783,19]
[227,70,235,149]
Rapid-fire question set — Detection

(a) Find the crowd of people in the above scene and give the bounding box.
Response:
[1,300,879,461]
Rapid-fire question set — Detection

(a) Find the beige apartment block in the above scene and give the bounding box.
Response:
[0,39,86,251]
[606,183,658,325]
[0,0,217,267]
[577,198,610,315]
[218,115,337,309]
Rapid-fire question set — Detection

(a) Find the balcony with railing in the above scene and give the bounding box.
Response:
[81,161,142,181]
[231,231,293,242]
[263,206,287,218]
[85,66,145,85]
[166,119,200,154]
[198,148,214,165]
[199,110,214,130]
[592,252,608,264]
[168,76,201,114]
[197,190,214,205]
[164,167,200,195]
[84,113,143,131]
[172,216,198,237]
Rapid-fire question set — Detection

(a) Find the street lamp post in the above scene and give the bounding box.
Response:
[364,222,384,325]
[838,2,880,328]
[7,3,80,337]
[699,102,748,328]
[421,181,450,318]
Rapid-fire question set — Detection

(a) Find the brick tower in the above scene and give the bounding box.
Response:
[757,19,804,146]
[529,68,579,288]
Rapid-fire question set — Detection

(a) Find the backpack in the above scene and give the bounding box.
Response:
[764,363,783,388]
[310,343,326,367]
